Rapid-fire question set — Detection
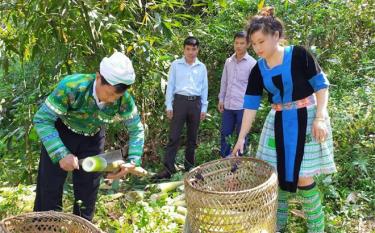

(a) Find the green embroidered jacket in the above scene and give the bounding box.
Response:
[33,73,144,165]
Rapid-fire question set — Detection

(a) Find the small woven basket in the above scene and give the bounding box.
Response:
[0,211,102,233]
[184,157,278,233]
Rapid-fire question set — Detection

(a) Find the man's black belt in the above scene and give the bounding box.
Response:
[174,94,201,101]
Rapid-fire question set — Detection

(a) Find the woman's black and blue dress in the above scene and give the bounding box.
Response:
[244,45,336,192]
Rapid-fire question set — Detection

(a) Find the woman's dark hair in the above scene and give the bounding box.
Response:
[183,36,199,47]
[247,7,285,40]
[99,73,130,94]
[234,31,247,40]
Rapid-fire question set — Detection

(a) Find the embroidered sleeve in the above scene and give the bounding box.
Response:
[33,103,71,163]
[120,93,144,166]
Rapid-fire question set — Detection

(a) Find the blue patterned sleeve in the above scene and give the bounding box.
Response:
[33,103,71,163]
[121,93,144,166]
[243,63,263,110]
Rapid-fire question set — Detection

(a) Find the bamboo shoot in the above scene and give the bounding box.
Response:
[82,156,107,172]
[145,181,184,193]
[81,156,148,177]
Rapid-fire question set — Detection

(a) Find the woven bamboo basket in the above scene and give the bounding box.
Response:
[184,157,278,233]
[0,211,102,233]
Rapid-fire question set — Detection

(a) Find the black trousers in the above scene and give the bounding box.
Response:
[34,119,105,221]
[164,95,201,173]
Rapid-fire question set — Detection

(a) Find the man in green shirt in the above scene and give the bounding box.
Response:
[33,52,144,221]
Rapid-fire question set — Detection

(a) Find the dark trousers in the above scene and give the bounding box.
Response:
[220,109,248,157]
[164,95,201,173]
[34,119,105,221]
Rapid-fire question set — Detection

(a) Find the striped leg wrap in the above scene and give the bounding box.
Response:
[277,188,290,231]
[298,183,325,233]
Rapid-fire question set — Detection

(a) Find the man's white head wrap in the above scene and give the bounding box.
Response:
[100,52,135,85]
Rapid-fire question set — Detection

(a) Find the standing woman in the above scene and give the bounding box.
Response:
[232,7,336,233]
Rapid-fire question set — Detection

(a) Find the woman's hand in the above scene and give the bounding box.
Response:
[230,109,257,156]
[313,89,329,143]
[312,118,328,143]
[231,138,245,157]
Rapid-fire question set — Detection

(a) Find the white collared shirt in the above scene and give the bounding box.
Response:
[165,57,208,112]
[93,80,106,109]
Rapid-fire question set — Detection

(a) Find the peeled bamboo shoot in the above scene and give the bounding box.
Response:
[172,200,186,207]
[129,166,148,176]
[82,156,107,172]
[171,212,186,224]
[176,206,187,215]
[145,181,183,193]
[170,194,185,204]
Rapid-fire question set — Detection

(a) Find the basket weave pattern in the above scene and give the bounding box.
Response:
[184,157,278,233]
[0,211,102,233]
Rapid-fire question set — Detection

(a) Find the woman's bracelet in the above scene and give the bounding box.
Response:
[314,117,326,122]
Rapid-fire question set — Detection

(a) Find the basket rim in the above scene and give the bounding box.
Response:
[184,157,277,195]
[0,211,102,232]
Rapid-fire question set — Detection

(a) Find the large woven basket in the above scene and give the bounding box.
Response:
[184,157,278,233]
[0,211,102,233]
